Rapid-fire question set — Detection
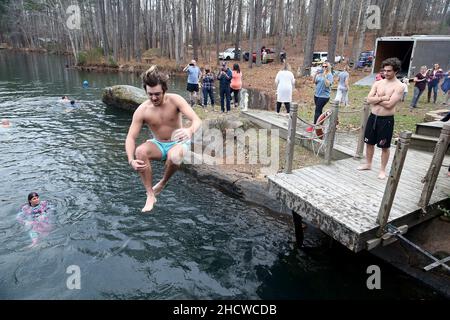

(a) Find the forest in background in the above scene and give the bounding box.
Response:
[0,0,449,75]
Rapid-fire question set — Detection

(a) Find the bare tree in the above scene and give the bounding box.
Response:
[328,0,341,64]
[401,0,414,36]
[275,0,285,63]
[235,0,243,62]
[302,0,320,76]
[215,0,221,66]
[248,0,255,68]
[192,0,199,61]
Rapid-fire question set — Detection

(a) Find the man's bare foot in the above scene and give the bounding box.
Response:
[357,163,372,171]
[378,171,387,180]
[142,193,157,212]
[152,180,167,196]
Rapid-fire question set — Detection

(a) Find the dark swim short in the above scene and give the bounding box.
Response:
[187,83,199,93]
[364,113,394,148]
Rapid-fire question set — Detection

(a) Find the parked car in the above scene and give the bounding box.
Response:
[357,50,374,68]
[244,47,276,63]
[219,48,241,60]
[312,51,344,65]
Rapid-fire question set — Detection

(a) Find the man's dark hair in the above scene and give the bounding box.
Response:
[381,57,402,73]
[142,65,169,93]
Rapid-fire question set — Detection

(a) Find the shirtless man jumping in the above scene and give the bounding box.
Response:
[126,66,202,212]
[358,57,404,180]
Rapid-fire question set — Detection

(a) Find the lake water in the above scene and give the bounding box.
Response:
[0,51,441,299]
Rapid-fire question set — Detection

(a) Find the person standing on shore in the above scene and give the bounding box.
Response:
[440,69,450,106]
[426,63,445,104]
[307,61,334,133]
[230,64,242,109]
[410,66,428,110]
[274,63,295,114]
[217,62,232,113]
[357,58,404,180]
[201,66,215,111]
[335,65,350,107]
[183,60,202,107]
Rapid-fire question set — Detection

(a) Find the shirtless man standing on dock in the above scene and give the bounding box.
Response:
[125,66,202,212]
[358,57,405,180]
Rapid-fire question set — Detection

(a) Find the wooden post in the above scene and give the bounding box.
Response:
[324,100,339,165]
[376,131,412,237]
[292,211,304,247]
[355,99,371,159]
[284,103,298,174]
[418,123,450,212]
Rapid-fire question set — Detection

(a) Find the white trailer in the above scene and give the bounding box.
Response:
[372,35,450,78]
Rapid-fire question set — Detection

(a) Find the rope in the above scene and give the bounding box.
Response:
[338,107,366,114]
[296,109,333,128]
[296,115,317,127]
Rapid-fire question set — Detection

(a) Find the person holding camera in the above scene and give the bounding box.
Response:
[306,62,334,133]
[217,62,232,113]
[426,63,445,104]
[183,59,202,107]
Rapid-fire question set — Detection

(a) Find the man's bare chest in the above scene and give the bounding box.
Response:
[377,83,397,97]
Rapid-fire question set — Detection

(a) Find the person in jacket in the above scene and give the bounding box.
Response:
[426,63,445,104]
[217,62,232,113]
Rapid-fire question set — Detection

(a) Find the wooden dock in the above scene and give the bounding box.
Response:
[243,109,450,252]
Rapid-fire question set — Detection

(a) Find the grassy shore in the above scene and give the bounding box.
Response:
[297,84,448,136]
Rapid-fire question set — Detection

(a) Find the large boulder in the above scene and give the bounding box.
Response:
[102,85,147,112]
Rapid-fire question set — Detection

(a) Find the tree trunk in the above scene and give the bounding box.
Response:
[275,0,284,63]
[192,0,199,61]
[302,0,320,76]
[215,0,221,66]
[180,0,186,61]
[255,0,263,66]
[248,0,255,68]
[328,0,341,65]
[440,0,450,30]
[352,0,370,67]
[391,0,403,35]
[401,0,414,36]
[134,0,141,62]
[235,0,243,62]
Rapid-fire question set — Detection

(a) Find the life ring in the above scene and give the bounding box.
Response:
[315,110,338,140]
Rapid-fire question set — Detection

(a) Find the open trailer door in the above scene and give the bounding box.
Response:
[373,38,414,77]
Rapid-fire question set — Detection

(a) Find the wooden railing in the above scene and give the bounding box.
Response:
[355,99,371,159]
[376,131,412,237]
[418,123,450,212]
[284,103,298,174]
[324,100,339,165]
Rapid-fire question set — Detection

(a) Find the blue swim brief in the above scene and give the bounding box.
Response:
[148,138,191,161]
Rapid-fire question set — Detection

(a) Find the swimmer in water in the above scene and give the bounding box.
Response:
[16,192,51,247]
[1,119,10,128]
[60,96,70,103]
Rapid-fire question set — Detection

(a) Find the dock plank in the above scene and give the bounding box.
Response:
[246,109,450,252]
